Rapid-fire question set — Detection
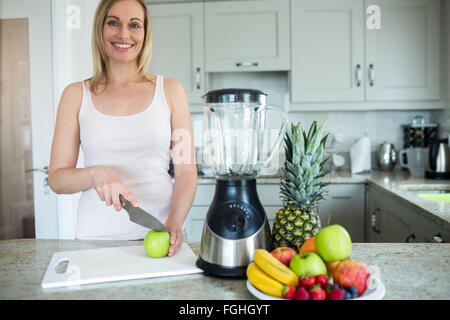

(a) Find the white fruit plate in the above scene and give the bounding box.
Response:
[246,276,385,300]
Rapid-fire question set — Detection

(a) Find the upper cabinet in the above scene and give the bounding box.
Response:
[291,0,364,102]
[365,0,440,101]
[204,0,290,72]
[147,3,205,104]
[291,0,441,103]
[146,0,443,109]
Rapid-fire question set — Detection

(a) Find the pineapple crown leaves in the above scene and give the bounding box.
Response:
[280,120,332,210]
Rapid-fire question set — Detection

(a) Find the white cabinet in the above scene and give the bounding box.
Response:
[256,184,283,228]
[365,0,440,101]
[365,185,387,242]
[290,0,440,103]
[185,184,214,242]
[204,0,290,72]
[255,183,367,243]
[418,215,450,243]
[291,0,364,102]
[147,3,205,104]
[383,196,419,243]
[366,184,421,243]
[185,182,366,242]
[318,184,365,242]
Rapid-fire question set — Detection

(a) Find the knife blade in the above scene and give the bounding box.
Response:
[120,196,168,232]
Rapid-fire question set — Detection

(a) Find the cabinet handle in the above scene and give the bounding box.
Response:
[371,208,381,234]
[405,233,415,243]
[195,67,201,90]
[236,61,258,67]
[432,233,445,243]
[331,196,352,200]
[368,64,375,86]
[355,64,362,87]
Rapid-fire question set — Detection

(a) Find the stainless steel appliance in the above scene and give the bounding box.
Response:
[196,88,287,277]
[377,142,397,171]
[425,138,450,180]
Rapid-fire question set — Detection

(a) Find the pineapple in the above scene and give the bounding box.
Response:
[272,121,331,251]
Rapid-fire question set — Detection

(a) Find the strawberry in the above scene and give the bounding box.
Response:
[282,285,296,300]
[309,284,326,300]
[315,274,328,289]
[294,287,310,300]
[298,275,316,289]
[328,288,345,300]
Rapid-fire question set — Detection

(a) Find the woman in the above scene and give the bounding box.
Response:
[48,0,197,257]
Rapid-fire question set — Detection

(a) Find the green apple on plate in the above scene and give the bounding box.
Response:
[144,230,170,258]
[289,252,327,277]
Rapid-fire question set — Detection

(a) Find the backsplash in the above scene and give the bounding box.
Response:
[192,110,436,164]
[191,71,445,173]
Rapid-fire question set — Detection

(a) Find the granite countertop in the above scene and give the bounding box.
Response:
[198,170,450,230]
[0,239,449,300]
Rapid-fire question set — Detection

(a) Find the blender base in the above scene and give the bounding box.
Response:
[196,256,247,278]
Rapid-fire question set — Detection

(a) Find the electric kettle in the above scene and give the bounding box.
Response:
[425,138,450,180]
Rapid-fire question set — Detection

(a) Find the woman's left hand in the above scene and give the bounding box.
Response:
[165,219,183,257]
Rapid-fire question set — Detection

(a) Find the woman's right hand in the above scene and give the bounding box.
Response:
[91,165,138,211]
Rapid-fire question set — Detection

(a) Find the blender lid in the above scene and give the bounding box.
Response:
[202,88,267,104]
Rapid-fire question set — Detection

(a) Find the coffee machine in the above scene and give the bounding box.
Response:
[196,89,287,277]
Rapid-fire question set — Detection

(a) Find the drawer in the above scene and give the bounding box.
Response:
[186,218,205,242]
[193,185,215,205]
[187,206,209,219]
[257,184,283,206]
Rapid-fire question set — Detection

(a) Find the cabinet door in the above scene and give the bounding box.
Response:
[204,0,290,72]
[365,185,387,242]
[185,206,208,242]
[148,3,205,104]
[291,0,364,102]
[383,196,419,243]
[318,184,365,242]
[257,184,282,228]
[365,0,440,101]
[418,215,450,243]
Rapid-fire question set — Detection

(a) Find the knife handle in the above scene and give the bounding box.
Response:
[119,195,128,208]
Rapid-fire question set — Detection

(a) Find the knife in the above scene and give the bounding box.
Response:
[120,196,168,232]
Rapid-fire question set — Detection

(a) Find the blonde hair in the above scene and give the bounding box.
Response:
[88,0,153,95]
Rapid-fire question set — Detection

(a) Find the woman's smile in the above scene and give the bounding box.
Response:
[111,41,135,52]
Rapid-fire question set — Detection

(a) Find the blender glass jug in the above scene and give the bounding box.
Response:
[203,88,287,180]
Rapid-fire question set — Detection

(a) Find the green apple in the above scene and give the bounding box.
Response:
[289,252,327,278]
[144,230,170,258]
[315,225,352,262]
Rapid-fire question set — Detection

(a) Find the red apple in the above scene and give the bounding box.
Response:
[333,260,370,296]
[271,247,297,266]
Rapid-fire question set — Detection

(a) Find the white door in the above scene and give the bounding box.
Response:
[0,0,58,239]
[290,0,364,102]
[365,0,440,101]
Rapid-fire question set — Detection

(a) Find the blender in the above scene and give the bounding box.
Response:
[196,88,287,277]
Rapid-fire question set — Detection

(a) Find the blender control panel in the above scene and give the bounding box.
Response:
[207,200,265,239]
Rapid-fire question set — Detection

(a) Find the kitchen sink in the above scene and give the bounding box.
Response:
[399,185,450,192]
[399,185,450,202]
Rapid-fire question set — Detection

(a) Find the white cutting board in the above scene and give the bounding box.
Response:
[41,243,203,288]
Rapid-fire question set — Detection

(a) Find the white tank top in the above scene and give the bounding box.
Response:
[76,75,174,240]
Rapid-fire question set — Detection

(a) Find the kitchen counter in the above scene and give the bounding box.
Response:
[198,170,450,230]
[1,239,449,300]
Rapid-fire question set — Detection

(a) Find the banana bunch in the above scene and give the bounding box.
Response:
[246,249,298,298]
